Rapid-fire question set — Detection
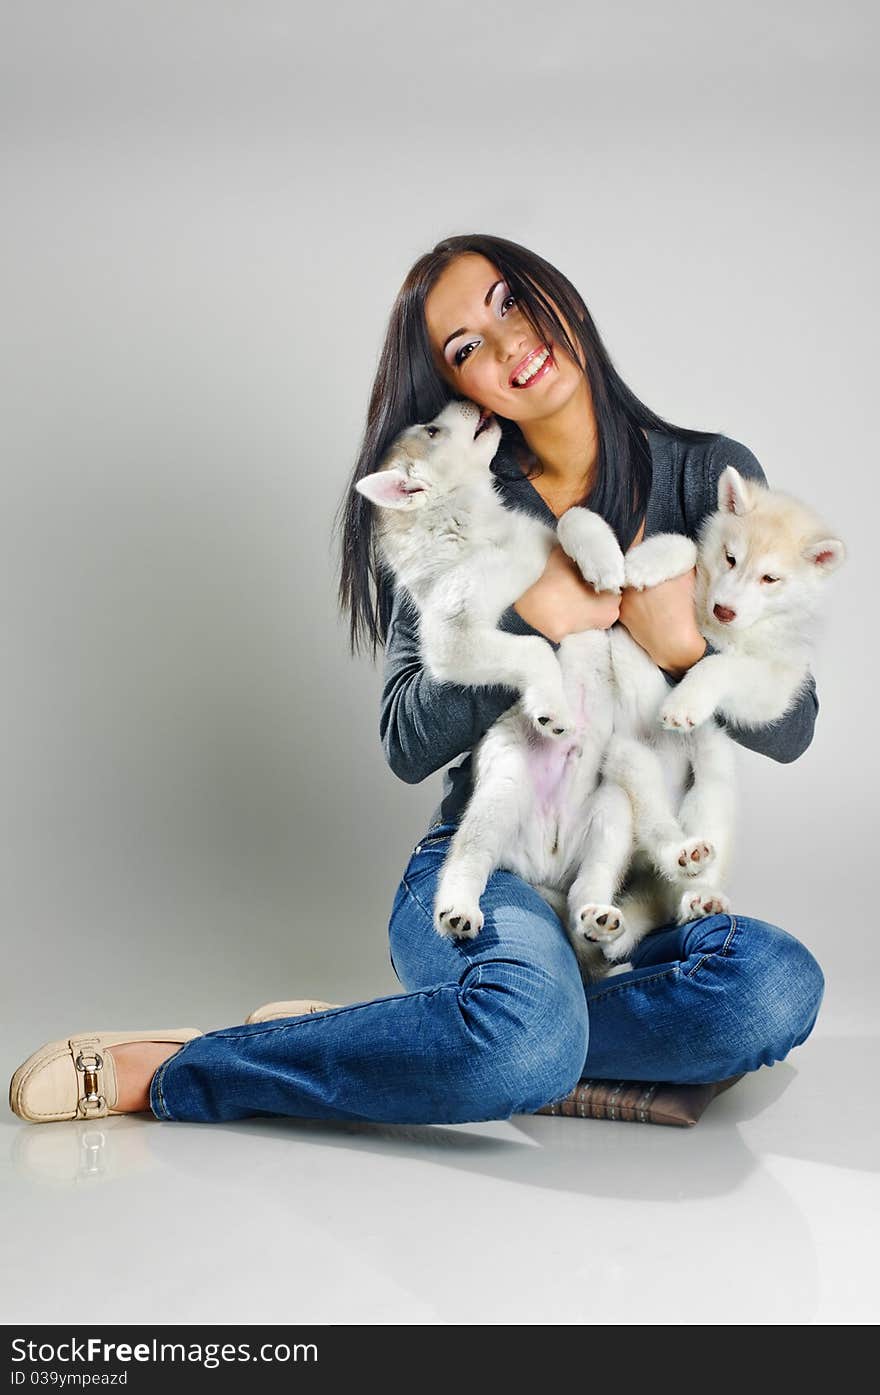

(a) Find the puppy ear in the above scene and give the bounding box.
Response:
[717,466,754,516]
[355,466,426,510]
[803,536,846,573]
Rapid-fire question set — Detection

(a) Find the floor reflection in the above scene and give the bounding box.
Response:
[4,1035,876,1325]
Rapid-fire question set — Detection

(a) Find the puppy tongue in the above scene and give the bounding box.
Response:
[475,408,493,437]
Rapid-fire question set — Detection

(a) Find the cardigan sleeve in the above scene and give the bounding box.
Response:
[378,583,559,785]
[677,435,819,764]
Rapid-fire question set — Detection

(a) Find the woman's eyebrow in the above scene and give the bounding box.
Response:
[442,279,504,352]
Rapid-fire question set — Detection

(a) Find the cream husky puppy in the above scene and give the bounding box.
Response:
[432,466,843,975]
[592,465,846,965]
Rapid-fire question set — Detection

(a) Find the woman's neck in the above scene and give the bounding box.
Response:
[516,375,599,491]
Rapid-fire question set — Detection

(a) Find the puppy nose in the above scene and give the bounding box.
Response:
[713,604,736,624]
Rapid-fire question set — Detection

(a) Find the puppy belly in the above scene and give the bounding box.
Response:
[488,664,613,892]
[507,739,594,889]
[525,733,583,810]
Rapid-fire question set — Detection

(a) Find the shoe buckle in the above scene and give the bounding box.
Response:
[74,1050,106,1117]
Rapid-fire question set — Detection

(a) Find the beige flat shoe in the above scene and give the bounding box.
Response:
[244,999,340,1025]
[8,1029,202,1124]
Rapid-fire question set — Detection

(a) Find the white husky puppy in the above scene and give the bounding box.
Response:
[357,398,711,977]
[355,398,624,740]
[592,465,846,966]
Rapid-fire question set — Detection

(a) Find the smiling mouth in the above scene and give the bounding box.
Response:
[474,408,494,439]
[510,343,554,387]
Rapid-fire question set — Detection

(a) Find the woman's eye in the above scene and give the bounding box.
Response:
[725,550,736,568]
[452,289,517,368]
[761,574,780,584]
[423,424,439,438]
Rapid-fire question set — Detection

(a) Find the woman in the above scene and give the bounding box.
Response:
[10,234,824,1126]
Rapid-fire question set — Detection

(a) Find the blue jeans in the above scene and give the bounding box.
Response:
[149,823,825,1124]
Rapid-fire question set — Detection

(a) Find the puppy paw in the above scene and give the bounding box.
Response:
[659,693,714,732]
[556,510,625,594]
[522,687,575,739]
[434,894,484,940]
[581,548,625,596]
[573,903,626,944]
[625,535,697,591]
[676,888,731,924]
[658,838,716,881]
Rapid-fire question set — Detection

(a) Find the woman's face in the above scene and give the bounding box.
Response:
[424,252,586,424]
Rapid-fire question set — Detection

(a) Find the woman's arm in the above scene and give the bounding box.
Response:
[511,543,621,641]
[619,435,819,764]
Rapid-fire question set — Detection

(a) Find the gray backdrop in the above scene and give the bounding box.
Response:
[1,1,875,1046]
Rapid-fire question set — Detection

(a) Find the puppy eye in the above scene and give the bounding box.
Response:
[761,574,780,584]
[423,425,440,439]
[724,550,736,568]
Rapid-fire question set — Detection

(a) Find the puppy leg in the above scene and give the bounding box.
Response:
[567,781,633,958]
[676,727,735,923]
[434,744,524,940]
[659,654,736,732]
[422,622,575,739]
[624,533,697,591]
[603,735,716,883]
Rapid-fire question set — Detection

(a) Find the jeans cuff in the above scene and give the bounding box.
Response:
[149,1037,196,1121]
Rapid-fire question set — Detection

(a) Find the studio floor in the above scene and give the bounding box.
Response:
[2,1015,877,1327]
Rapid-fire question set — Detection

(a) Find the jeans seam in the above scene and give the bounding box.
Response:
[206,985,454,1040]
[683,914,738,979]
[152,1065,170,1119]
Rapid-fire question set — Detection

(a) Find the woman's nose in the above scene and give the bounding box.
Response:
[500,332,529,366]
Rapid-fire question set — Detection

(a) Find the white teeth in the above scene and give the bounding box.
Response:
[513,346,550,385]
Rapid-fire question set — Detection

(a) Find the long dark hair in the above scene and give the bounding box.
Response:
[335,232,716,659]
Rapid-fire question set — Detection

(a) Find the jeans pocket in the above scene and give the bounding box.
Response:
[411,825,456,856]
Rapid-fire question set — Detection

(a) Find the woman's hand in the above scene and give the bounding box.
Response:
[617,567,707,676]
[513,544,621,642]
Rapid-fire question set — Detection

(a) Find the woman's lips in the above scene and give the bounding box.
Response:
[510,344,555,389]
